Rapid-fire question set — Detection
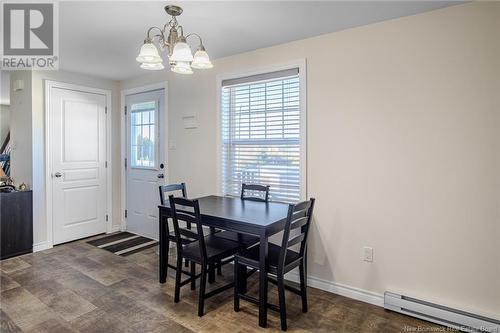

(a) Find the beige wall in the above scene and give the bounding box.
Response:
[121,2,500,318]
[9,71,33,186]
[121,71,218,199]
[30,70,121,245]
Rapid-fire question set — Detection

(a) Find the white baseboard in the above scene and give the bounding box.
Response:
[32,241,50,252]
[108,225,122,233]
[285,271,384,307]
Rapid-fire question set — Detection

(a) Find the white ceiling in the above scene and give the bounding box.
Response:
[59,1,463,81]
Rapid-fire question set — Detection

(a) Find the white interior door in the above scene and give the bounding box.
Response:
[126,89,165,240]
[51,87,107,245]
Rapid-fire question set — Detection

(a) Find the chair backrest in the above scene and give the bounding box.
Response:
[159,183,187,205]
[278,198,315,271]
[168,196,207,262]
[240,183,270,202]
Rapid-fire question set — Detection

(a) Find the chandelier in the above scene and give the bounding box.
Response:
[136,5,213,75]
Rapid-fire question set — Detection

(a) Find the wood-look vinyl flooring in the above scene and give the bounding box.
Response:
[0,235,444,333]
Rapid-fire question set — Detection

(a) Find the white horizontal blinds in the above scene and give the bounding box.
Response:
[221,68,301,202]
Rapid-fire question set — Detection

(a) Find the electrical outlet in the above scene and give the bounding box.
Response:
[362,246,373,262]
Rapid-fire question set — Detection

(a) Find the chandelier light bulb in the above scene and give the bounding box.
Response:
[136,42,163,64]
[140,62,165,70]
[170,39,194,62]
[191,46,213,69]
[171,61,193,75]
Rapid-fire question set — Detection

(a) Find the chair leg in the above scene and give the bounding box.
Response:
[234,259,240,312]
[174,255,183,303]
[277,275,287,331]
[177,244,189,268]
[198,265,207,317]
[208,263,215,283]
[165,239,170,262]
[299,259,308,313]
[217,260,222,275]
[190,261,196,290]
[162,239,170,282]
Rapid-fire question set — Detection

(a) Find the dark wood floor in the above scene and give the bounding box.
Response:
[1,235,443,332]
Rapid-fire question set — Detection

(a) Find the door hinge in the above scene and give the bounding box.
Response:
[125,210,128,218]
[124,158,127,169]
[105,161,108,168]
[124,106,127,116]
[105,106,108,114]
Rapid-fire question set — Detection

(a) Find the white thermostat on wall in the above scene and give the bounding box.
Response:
[182,113,198,129]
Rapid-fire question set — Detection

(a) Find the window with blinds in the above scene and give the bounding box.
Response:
[221,68,302,203]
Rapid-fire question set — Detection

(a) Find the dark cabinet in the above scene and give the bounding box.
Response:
[1,190,33,260]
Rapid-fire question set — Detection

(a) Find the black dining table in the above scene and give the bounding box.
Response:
[158,195,290,327]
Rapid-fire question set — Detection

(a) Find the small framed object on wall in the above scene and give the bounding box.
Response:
[182,113,198,129]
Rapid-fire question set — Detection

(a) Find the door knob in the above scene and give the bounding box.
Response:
[157,173,164,179]
[54,172,62,178]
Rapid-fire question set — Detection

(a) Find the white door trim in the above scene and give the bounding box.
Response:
[45,80,113,248]
[120,82,168,232]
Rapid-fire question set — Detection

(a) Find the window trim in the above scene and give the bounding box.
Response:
[216,59,307,201]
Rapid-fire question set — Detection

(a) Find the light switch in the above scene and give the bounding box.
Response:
[362,246,373,262]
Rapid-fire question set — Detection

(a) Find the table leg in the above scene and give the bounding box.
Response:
[159,213,167,284]
[237,263,248,294]
[233,232,248,292]
[258,234,269,328]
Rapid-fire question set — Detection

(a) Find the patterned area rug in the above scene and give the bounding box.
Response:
[87,232,157,256]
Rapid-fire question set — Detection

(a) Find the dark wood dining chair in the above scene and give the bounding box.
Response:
[241,183,270,202]
[159,183,193,275]
[159,183,188,205]
[160,183,223,283]
[169,195,242,316]
[234,198,315,331]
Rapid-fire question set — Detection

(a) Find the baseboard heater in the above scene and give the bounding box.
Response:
[384,292,499,332]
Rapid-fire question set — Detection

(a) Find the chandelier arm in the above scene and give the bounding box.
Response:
[185,33,203,46]
[146,26,165,41]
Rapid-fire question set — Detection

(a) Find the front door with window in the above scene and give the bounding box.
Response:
[125,89,166,239]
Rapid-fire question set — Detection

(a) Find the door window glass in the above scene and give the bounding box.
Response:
[130,101,156,168]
